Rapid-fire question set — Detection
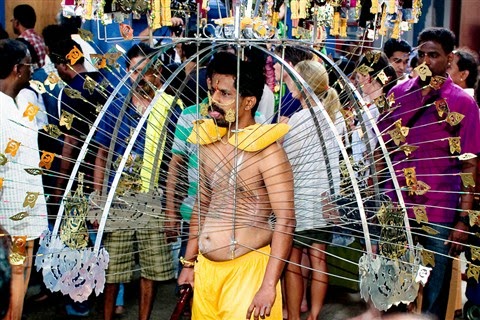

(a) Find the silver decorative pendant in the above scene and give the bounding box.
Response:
[359,246,427,311]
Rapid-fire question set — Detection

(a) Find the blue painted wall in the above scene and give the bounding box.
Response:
[0,0,5,30]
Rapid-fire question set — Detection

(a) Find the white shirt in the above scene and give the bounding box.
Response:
[0,92,48,239]
[283,105,344,231]
[257,85,275,123]
[465,88,475,98]
[16,88,48,130]
[351,103,380,171]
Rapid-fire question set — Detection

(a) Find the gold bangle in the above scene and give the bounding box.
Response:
[180,256,196,268]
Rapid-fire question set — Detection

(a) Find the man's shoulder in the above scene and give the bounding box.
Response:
[70,72,107,97]
[0,91,10,101]
[255,141,289,175]
[183,104,201,113]
[69,71,99,86]
[447,81,474,98]
[260,139,283,153]
[83,71,103,81]
[179,104,203,120]
[234,123,290,153]
[20,28,36,37]
[0,92,15,115]
[290,107,316,121]
[443,80,478,111]
[255,128,287,156]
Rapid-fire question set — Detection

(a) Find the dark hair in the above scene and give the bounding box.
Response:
[274,45,313,66]
[207,51,265,115]
[475,77,480,107]
[216,44,237,55]
[243,45,267,75]
[0,23,8,40]
[161,62,186,96]
[418,27,456,54]
[454,48,479,89]
[410,54,418,69]
[329,57,356,105]
[383,38,412,58]
[13,4,36,29]
[59,16,82,35]
[182,31,211,62]
[16,38,39,67]
[125,42,158,69]
[243,46,268,82]
[0,39,28,79]
[358,51,398,94]
[49,38,84,66]
[42,25,71,50]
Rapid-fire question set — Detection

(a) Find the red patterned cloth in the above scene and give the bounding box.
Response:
[19,29,47,67]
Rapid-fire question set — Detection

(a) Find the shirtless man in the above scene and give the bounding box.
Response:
[177,51,295,319]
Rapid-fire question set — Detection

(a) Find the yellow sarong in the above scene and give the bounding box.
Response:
[192,246,283,319]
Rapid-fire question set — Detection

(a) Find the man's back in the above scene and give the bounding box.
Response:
[60,71,106,137]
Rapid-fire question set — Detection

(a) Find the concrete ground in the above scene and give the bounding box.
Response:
[23,279,178,320]
[22,265,468,320]
[23,279,368,320]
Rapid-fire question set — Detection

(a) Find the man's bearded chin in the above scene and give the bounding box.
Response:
[216,120,230,128]
[210,103,232,128]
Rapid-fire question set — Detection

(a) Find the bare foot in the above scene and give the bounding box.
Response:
[306,313,316,320]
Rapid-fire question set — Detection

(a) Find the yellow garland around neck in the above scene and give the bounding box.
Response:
[187,119,290,152]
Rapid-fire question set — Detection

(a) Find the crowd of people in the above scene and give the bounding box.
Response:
[1,3,480,320]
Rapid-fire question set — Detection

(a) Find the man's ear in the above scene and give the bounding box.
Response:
[461,69,470,82]
[56,63,67,73]
[57,63,72,77]
[243,96,257,110]
[11,66,22,80]
[447,52,454,66]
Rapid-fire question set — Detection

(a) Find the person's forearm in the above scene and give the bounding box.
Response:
[261,215,295,288]
[165,155,184,218]
[373,148,386,185]
[93,148,108,193]
[259,146,295,288]
[183,186,211,259]
[55,134,78,194]
[183,215,199,261]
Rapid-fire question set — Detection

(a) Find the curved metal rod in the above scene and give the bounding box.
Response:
[51,68,132,238]
[93,44,214,252]
[252,43,373,255]
[315,49,414,252]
